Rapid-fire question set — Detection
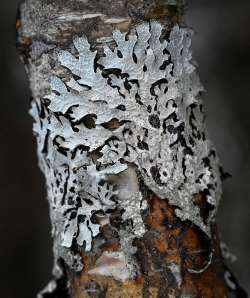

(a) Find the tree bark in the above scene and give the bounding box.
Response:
[17,1,247,297]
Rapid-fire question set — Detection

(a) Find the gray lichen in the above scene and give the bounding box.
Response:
[30,21,222,280]
[37,280,57,298]
[168,263,182,288]
[220,241,237,263]
[224,271,237,291]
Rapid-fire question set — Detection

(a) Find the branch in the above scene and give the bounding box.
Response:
[17,0,247,297]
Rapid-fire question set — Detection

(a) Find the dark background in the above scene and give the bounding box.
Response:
[0,1,249,297]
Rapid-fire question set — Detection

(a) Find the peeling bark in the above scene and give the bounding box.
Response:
[17,1,247,297]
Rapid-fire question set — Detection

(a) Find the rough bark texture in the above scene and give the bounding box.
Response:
[70,196,227,298]
[17,1,247,297]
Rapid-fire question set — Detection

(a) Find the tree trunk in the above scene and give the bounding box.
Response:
[17,0,247,297]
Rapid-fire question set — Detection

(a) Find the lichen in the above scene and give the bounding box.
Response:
[168,263,182,288]
[224,271,237,291]
[30,21,222,279]
[220,241,237,263]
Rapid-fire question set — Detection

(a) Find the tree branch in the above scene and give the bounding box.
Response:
[17,1,247,297]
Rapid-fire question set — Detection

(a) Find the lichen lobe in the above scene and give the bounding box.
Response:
[30,21,222,289]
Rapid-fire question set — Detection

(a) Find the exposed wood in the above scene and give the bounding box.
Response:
[70,195,228,297]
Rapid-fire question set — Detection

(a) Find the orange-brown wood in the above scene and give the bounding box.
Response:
[69,195,228,298]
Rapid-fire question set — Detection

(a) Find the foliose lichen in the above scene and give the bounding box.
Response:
[30,21,222,278]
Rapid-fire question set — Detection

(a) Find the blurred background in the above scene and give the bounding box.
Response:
[0,0,249,297]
